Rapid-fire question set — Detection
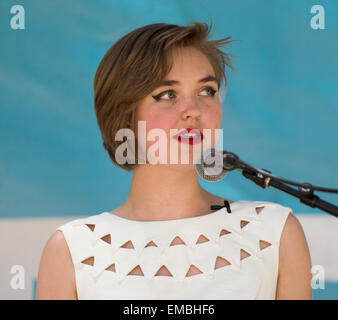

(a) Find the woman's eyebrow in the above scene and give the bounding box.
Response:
[157,75,217,87]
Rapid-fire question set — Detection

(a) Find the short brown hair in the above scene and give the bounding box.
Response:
[94,21,234,171]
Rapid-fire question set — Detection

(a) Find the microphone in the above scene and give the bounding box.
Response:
[195,148,239,182]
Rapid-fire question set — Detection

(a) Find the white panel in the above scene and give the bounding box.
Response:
[297,214,338,281]
[0,217,77,300]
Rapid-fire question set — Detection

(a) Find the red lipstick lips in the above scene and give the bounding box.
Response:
[173,127,204,145]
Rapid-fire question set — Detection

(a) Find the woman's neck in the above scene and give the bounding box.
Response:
[115,164,217,221]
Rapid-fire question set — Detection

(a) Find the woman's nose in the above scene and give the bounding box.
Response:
[180,96,201,120]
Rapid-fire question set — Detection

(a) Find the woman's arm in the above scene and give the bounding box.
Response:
[36,230,77,300]
[276,213,312,299]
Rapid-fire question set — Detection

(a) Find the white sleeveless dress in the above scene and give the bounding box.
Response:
[57,200,292,300]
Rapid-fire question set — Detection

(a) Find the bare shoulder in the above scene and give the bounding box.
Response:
[280,213,310,257]
[276,212,312,299]
[36,230,77,300]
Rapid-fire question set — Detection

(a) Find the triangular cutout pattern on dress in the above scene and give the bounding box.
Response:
[154,265,173,277]
[196,234,209,244]
[240,249,251,260]
[219,229,231,236]
[255,207,265,214]
[127,265,144,276]
[185,264,203,277]
[259,240,272,250]
[240,220,250,229]
[81,256,94,266]
[101,234,111,244]
[169,236,186,246]
[66,201,288,284]
[145,240,158,247]
[86,224,95,232]
[215,256,231,269]
[105,263,116,272]
[121,240,134,249]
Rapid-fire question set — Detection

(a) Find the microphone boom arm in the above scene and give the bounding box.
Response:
[224,152,338,218]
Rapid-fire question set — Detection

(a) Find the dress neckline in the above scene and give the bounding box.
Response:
[101,200,242,224]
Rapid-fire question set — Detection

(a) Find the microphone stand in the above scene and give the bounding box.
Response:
[223,151,338,218]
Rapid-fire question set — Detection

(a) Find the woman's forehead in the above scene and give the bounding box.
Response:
[164,47,215,79]
[169,46,210,64]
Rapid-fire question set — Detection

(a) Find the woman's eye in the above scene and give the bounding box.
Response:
[200,87,217,97]
[152,87,217,102]
[152,90,176,101]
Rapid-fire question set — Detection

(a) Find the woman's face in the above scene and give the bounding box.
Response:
[134,46,222,169]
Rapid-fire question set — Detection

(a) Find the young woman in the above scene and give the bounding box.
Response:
[36,21,312,300]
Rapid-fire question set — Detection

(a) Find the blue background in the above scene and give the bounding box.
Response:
[0,0,337,299]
